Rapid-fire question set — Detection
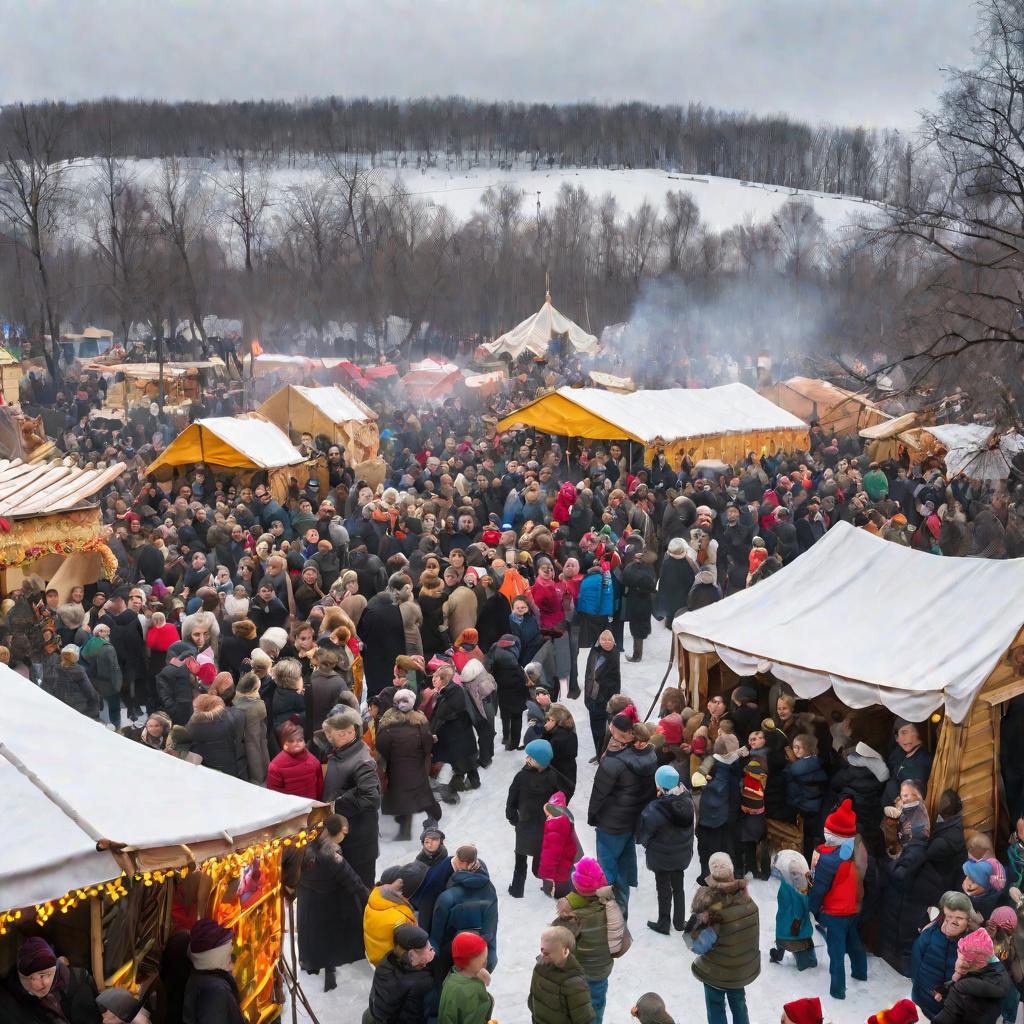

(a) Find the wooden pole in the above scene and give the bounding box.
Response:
[89,896,105,992]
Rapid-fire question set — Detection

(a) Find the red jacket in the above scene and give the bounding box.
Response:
[146,622,181,652]
[538,811,578,883]
[266,748,323,800]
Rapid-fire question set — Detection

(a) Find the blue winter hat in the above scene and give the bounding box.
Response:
[524,739,553,768]
[963,858,994,889]
[655,765,680,791]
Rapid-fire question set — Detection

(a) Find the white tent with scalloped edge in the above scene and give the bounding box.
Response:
[482,293,598,358]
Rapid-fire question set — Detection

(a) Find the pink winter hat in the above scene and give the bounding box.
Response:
[572,857,607,895]
[957,926,994,967]
[989,906,1017,931]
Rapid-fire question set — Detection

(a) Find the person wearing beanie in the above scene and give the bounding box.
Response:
[0,935,102,1024]
[781,996,822,1024]
[555,856,623,1024]
[365,922,437,1024]
[182,918,244,1023]
[297,814,369,990]
[689,851,760,1024]
[41,641,102,720]
[156,639,200,725]
[984,905,1020,1024]
[266,717,323,799]
[363,864,420,967]
[911,890,976,1018]
[538,791,582,899]
[428,843,499,980]
[928,925,1010,1024]
[866,998,919,1024]
[693,731,741,886]
[411,826,451,929]
[808,798,867,1000]
[637,761,694,934]
[437,931,494,1024]
[587,708,657,915]
[487,632,530,751]
[632,991,675,1024]
[507,738,564,897]
[377,677,443,844]
[962,857,1003,920]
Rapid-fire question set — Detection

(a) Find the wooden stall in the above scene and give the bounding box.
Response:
[762,376,888,435]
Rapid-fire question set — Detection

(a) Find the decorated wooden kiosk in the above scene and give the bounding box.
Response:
[497,382,808,465]
[672,521,1024,839]
[0,669,325,1022]
[258,383,380,464]
[761,376,888,435]
[0,458,126,594]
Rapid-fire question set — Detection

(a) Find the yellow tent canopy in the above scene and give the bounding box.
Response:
[258,384,380,462]
[146,416,306,475]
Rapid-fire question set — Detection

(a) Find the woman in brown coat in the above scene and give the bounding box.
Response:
[375,687,441,840]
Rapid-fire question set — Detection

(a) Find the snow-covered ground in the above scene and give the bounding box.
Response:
[288,622,909,1023]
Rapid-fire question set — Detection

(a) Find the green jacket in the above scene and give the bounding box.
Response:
[555,890,613,981]
[437,968,493,1024]
[528,953,595,1024]
[690,878,761,990]
[863,468,889,501]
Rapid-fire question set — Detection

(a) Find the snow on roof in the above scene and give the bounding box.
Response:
[147,416,306,474]
[0,665,320,911]
[501,383,805,444]
[288,384,376,423]
[673,521,1024,722]
[483,297,598,359]
[0,459,127,517]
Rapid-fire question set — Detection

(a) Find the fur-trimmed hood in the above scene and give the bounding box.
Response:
[378,707,428,730]
[188,704,226,724]
[692,877,751,913]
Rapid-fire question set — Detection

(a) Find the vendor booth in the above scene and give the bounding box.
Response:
[672,521,1024,837]
[145,415,319,505]
[497,382,807,464]
[762,376,888,435]
[0,669,323,1021]
[258,383,380,463]
[481,293,599,359]
[0,457,126,594]
[401,358,464,402]
[83,359,228,411]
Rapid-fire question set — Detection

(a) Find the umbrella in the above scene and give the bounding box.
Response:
[943,428,1024,480]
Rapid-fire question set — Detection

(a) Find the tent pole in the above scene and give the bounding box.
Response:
[90,896,105,992]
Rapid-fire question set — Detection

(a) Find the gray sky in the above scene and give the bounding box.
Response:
[0,0,979,128]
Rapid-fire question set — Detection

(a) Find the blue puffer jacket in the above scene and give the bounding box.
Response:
[698,756,741,829]
[577,571,614,617]
[911,921,960,1019]
[783,755,828,815]
[775,878,812,942]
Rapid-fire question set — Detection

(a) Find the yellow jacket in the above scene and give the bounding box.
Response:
[363,885,416,966]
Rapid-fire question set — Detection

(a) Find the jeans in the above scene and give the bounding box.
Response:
[703,984,749,1024]
[819,912,867,998]
[594,830,638,916]
[586,977,608,1024]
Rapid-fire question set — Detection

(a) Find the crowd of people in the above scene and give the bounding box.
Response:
[4,350,1024,1024]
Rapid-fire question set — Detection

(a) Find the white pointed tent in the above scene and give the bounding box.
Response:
[482,293,599,359]
[0,665,322,911]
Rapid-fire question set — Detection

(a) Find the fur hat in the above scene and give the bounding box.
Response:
[866,999,919,1024]
[460,659,484,682]
[782,998,822,1024]
[773,849,811,892]
[824,798,856,839]
[708,852,735,882]
[260,626,288,652]
[392,688,416,712]
[667,537,687,557]
[572,857,608,895]
[325,706,363,732]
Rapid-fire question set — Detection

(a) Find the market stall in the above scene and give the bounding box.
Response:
[258,383,380,462]
[481,293,599,359]
[672,521,1024,836]
[401,358,464,402]
[762,376,888,435]
[0,668,324,1020]
[83,359,228,411]
[497,382,807,464]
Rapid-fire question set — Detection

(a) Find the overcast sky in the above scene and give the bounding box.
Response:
[1,0,979,128]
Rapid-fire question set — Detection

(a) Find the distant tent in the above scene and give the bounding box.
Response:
[482,293,598,359]
[762,377,887,435]
[401,358,464,401]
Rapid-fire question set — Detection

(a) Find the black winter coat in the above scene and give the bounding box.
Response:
[621,559,656,637]
[305,667,350,740]
[637,789,695,872]
[104,607,146,678]
[417,593,449,662]
[547,724,578,802]
[297,834,370,968]
[0,963,100,1024]
[879,838,933,974]
[376,708,439,817]
[41,658,102,719]
[271,686,306,731]
[366,952,436,1024]
[583,646,620,711]
[430,682,478,769]
[921,815,968,895]
[656,554,695,623]
[587,743,658,834]
[506,764,564,857]
[182,968,245,1024]
[829,761,886,852]
[157,662,197,725]
[322,737,381,886]
[487,644,529,715]
[218,633,253,682]
[475,593,511,654]
[187,705,246,777]
[933,961,1011,1024]
[358,593,406,699]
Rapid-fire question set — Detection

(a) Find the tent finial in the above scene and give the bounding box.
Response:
[545,270,551,303]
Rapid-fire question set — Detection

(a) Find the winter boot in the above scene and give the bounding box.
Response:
[396,816,412,841]
[324,966,337,992]
[466,769,481,790]
[769,947,784,964]
[626,639,644,663]
[646,918,670,935]
[440,784,461,805]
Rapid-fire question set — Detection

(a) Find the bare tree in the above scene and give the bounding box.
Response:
[0,104,75,378]
[661,190,701,272]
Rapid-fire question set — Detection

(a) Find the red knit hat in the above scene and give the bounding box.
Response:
[451,931,487,969]
[824,798,856,839]
[783,997,822,1024]
[867,998,919,1024]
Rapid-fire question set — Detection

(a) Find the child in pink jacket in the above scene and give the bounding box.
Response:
[538,791,581,899]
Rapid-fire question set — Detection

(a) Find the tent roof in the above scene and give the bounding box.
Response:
[0,459,127,518]
[0,666,320,911]
[673,521,1024,722]
[482,296,598,358]
[146,416,306,474]
[498,383,805,445]
[859,412,920,439]
[926,423,995,450]
[775,376,878,409]
[259,384,376,429]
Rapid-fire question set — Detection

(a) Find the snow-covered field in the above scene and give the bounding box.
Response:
[289,622,909,1023]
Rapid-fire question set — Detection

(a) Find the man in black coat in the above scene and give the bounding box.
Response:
[102,588,147,719]
[186,694,246,778]
[725,685,762,747]
[358,586,407,700]
[430,665,479,800]
[182,919,245,1024]
[365,924,437,1024]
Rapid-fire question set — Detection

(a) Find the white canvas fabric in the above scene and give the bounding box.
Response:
[673,521,1024,722]
[0,666,320,910]
[194,416,307,468]
[483,298,599,358]
[289,384,375,423]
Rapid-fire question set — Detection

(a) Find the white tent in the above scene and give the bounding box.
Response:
[673,521,1024,723]
[146,415,306,475]
[0,665,321,911]
[482,294,599,358]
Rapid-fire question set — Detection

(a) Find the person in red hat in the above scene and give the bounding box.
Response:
[781,997,823,1024]
[866,999,919,1024]
[437,931,494,1023]
[808,798,868,1000]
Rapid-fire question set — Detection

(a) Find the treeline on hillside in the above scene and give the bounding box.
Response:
[0,97,913,202]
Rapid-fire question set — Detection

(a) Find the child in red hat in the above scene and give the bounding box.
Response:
[438,931,494,1023]
[782,997,823,1024]
[808,798,868,1000]
[866,998,919,1024]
